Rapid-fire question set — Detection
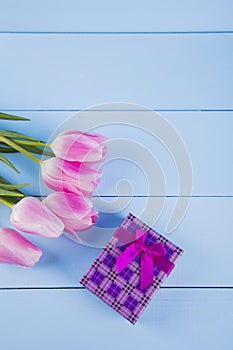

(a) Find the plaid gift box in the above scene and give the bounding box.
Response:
[80,213,183,324]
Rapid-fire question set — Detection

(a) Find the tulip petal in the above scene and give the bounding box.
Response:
[50,130,107,162]
[60,130,108,145]
[43,192,98,234]
[62,160,103,182]
[43,192,92,220]
[10,197,64,238]
[41,158,103,194]
[0,228,42,267]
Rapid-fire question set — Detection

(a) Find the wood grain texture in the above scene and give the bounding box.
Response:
[0,111,232,196]
[0,0,233,32]
[0,197,232,288]
[0,289,232,350]
[0,34,233,110]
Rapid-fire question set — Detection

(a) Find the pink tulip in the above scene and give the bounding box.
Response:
[50,130,108,162]
[0,228,42,267]
[43,192,98,238]
[41,157,103,194]
[10,197,64,238]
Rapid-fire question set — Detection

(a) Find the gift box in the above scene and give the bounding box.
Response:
[80,213,183,324]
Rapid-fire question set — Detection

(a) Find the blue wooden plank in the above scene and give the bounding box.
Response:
[0,0,233,32]
[0,197,232,287]
[0,111,232,196]
[0,289,232,350]
[0,34,233,110]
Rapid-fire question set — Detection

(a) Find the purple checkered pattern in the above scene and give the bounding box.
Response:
[80,213,184,324]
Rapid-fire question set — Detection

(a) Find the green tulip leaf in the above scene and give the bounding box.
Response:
[0,176,10,185]
[0,130,39,141]
[0,144,17,153]
[0,176,26,197]
[0,112,30,121]
[0,154,20,173]
[21,144,54,156]
[0,142,52,156]
[0,188,24,197]
[0,136,42,164]
[0,175,12,185]
[0,183,30,190]
[0,195,19,204]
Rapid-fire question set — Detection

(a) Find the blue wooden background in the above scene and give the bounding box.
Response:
[0,1,233,349]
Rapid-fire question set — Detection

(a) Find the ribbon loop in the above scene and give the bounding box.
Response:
[116,229,175,290]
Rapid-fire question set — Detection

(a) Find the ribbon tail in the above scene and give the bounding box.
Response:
[140,252,154,290]
[154,255,175,275]
[116,244,139,274]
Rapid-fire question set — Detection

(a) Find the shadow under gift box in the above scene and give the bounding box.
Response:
[80,213,184,324]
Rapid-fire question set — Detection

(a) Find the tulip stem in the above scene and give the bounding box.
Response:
[14,140,51,148]
[0,136,42,164]
[0,197,14,208]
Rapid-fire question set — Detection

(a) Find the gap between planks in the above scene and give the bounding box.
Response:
[2,109,233,112]
[0,286,232,291]
[1,31,233,35]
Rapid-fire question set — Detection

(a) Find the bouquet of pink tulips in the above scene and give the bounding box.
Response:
[0,113,107,267]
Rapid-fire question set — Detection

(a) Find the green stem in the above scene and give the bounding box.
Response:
[0,197,14,209]
[0,136,42,164]
[14,140,51,147]
[0,175,26,197]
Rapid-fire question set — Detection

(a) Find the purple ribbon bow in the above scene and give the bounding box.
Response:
[116,229,175,290]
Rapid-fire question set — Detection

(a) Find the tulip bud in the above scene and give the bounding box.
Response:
[11,197,64,238]
[41,157,103,194]
[50,130,107,163]
[0,228,42,267]
[43,192,98,239]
